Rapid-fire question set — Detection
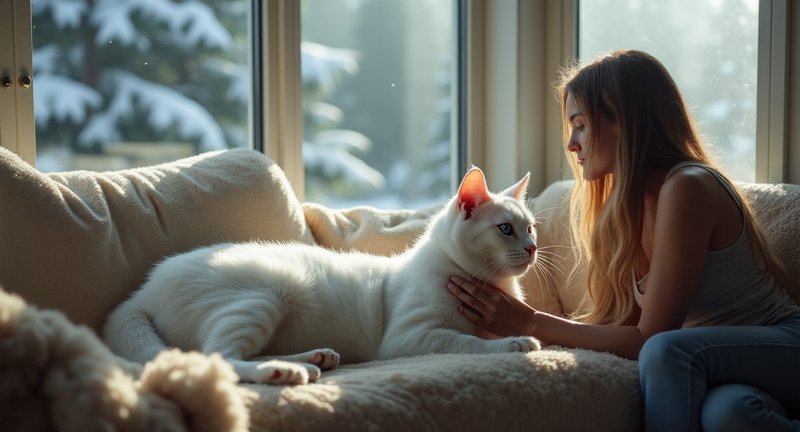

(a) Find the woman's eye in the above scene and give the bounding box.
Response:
[498,223,513,236]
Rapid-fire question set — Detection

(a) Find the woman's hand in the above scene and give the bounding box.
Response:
[447,275,537,337]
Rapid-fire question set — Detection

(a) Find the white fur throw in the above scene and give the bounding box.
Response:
[2,147,797,431]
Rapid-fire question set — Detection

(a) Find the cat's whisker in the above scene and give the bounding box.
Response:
[538,244,574,251]
[531,269,555,297]
[533,206,562,218]
[469,258,506,290]
[537,259,566,274]
[533,261,560,287]
[532,252,564,280]
[536,264,563,282]
[535,260,566,285]
[472,259,502,284]
[536,248,570,266]
[534,254,564,268]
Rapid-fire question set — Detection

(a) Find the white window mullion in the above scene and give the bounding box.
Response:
[259,0,304,200]
[0,3,18,155]
[0,0,36,165]
[756,0,789,183]
[790,1,800,184]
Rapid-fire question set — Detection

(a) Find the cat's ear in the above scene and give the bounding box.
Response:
[502,172,530,201]
[457,167,492,218]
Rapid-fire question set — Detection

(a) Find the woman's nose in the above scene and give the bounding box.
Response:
[567,138,580,153]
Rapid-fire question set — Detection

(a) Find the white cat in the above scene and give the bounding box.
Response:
[103,167,541,385]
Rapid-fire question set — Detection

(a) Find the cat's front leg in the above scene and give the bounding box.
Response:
[378,327,541,359]
[488,336,542,352]
[252,348,340,370]
[228,358,314,385]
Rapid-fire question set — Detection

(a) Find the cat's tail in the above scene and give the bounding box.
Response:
[103,301,169,364]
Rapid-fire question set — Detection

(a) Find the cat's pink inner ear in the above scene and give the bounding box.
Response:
[457,168,491,218]
[503,172,530,201]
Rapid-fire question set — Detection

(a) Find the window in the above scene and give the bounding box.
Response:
[4,1,795,201]
[30,0,253,172]
[578,0,759,182]
[25,0,457,209]
[300,0,456,209]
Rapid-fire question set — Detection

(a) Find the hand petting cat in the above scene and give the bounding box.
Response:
[448,275,537,338]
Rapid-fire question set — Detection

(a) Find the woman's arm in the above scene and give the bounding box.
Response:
[448,277,647,359]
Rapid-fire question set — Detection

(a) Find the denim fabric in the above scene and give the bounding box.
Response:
[638,314,800,431]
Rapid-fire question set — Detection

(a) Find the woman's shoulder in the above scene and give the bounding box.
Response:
[660,163,726,203]
[659,162,744,249]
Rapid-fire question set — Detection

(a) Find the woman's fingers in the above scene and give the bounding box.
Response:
[458,304,484,323]
[450,276,497,302]
[448,277,503,326]
[448,281,484,310]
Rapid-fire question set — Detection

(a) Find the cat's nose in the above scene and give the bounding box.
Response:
[526,245,537,257]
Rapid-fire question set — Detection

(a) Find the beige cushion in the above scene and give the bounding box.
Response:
[302,202,437,255]
[0,147,312,332]
[744,182,800,303]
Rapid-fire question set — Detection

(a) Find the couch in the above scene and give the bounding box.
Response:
[2,147,798,431]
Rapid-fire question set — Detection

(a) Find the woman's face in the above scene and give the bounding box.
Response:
[565,92,619,180]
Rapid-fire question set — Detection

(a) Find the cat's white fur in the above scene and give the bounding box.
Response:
[103,168,541,385]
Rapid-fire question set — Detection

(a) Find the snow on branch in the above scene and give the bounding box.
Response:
[92,0,232,51]
[34,74,102,126]
[31,0,86,29]
[301,41,359,97]
[78,70,226,151]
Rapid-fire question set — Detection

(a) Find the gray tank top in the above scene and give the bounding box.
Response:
[633,162,800,327]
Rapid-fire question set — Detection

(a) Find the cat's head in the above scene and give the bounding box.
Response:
[435,167,537,283]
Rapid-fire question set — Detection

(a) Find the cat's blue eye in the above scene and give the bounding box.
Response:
[498,223,513,236]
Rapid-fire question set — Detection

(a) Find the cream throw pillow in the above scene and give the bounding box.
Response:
[0,147,312,333]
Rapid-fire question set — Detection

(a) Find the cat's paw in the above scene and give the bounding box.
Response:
[253,360,311,385]
[308,348,340,370]
[498,336,541,353]
[301,363,323,382]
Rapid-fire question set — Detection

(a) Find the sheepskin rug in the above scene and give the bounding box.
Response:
[0,288,252,432]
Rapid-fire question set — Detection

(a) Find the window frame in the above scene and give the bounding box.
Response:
[2,0,799,192]
[757,0,790,183]
[257,0,304,200]
[0,0,36,165]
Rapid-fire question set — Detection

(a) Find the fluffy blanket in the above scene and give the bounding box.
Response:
[0,289,250,432]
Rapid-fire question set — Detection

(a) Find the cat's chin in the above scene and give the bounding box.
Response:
[509,263,533,275]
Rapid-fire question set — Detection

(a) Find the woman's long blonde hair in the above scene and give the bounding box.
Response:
[555,49,789,325]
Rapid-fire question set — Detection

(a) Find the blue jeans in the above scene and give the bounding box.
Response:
[638,313,800,431]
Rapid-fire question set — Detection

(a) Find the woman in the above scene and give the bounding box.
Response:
[447,49,800,431]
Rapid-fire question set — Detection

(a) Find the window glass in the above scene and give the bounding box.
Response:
[31,0,252,172]
[301,0,455,209]
[579,0,758,182]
